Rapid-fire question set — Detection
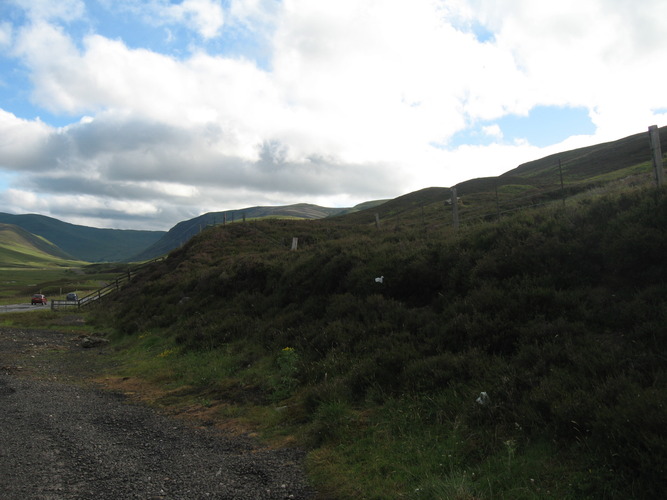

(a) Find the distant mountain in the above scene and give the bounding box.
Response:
[0,213,165,262]
[0,223,81,267]
[130,202,385,261]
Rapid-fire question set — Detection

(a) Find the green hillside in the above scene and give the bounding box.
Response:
[0,213,165,262]
[0,223,84,268]
[94,176,667,498]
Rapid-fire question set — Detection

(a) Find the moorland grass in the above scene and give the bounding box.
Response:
[44,186,667,498]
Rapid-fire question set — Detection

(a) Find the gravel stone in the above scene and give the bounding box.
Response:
[0,327,315,499]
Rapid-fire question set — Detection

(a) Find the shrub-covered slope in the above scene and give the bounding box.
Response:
[130,202,386,262]
[102,187,666,498]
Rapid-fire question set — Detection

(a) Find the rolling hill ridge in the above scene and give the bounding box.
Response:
[130,201,388,261]
[2,125,665,263]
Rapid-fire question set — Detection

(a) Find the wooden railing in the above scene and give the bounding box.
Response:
[50,258,164,310]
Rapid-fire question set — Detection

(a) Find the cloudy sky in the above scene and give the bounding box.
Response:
[1,0,666,230]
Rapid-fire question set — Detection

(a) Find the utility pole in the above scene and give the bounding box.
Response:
[649,125,664,187]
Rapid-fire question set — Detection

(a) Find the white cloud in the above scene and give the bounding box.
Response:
[482,124,503,139]
[165,0,225,39]
[0,22,12,48]
[470,0,667,138]
[0,110,54,169]
[96,0,225,40]
[1,0,666,230]
[7,0,85,22]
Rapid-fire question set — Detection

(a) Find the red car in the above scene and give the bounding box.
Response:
[31,294,47,305]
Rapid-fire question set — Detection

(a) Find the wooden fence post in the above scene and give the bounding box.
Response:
[559,158,566,206]
[291,237,298,251]
[451,187,459,229]
[649,125,664,187]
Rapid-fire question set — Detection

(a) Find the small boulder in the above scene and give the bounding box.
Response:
[81,336,110,348]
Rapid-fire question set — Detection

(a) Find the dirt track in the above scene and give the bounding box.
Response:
[0,327,315,499]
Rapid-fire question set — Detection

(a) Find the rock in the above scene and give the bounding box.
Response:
[81,336,110,348]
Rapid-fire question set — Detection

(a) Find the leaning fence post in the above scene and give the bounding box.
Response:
[649,125,664,187]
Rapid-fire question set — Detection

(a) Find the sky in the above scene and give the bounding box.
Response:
[1,0,666,231]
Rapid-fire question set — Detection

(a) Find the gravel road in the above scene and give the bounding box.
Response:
[0,327,315,499]
[0,303,49,313]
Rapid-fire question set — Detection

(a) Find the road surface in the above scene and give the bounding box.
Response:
[0,303,49,313]
[0,327,315,499]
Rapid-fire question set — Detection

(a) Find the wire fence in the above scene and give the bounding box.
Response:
[452,164,658,228]
[443,126,667,228]
[359,127,666,237]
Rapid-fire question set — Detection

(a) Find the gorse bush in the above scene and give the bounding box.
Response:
[99,187,667,498]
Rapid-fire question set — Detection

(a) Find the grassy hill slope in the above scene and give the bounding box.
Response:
[96,182,667,499]
[0,213,165,262]
[0,223,84,268]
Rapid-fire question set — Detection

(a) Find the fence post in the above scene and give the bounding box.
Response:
[375,213,381,229]
[291,237,298,251]
[451,187,459,229]
[649,125,664,187]
[559,158,566,206]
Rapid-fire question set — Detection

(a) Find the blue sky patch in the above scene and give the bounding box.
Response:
[471,22,494,43]
[450,106,595,148]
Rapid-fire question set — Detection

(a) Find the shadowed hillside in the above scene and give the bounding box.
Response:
[96,182,667,499]
[130,202,386,261]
